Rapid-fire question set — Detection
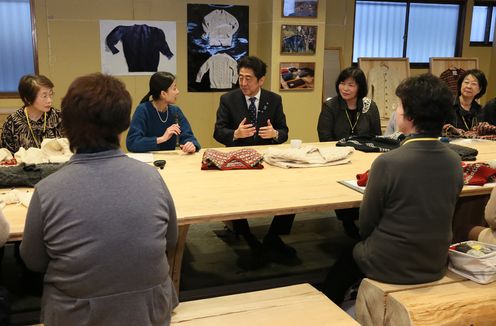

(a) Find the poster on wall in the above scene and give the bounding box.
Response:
[100,20,177,76]
[187,4,249,92]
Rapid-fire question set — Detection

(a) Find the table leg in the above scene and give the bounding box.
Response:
[168,224,190,294]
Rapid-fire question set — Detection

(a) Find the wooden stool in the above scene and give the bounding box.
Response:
[356,271,496,325]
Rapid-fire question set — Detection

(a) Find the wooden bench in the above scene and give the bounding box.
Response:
[31,284,358,326]
[171,283,359,325]
[356,271,496,325]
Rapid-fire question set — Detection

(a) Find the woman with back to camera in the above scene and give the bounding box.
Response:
[1,75,62,153]
[20,73,178,325]
[317,66,381,142]
[447,69,487,131]
[126,72,200,153]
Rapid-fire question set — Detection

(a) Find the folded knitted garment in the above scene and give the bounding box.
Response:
[14,138,72,165]
[462,163,496,186]
[336,133,405,153]
[444,122,496,141]
[201,148,263,170]
[263,146,354,168]
[446,143,478,161]
[355,162,496,187]
[0,163,65,188]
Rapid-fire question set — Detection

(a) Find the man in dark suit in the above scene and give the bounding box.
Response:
[214,56,296,261]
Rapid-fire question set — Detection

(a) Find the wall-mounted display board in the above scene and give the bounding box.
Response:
[322,47,342,101]
[358,57,410,120]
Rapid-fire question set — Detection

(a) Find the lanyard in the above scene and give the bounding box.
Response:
[402,137,438,146]
[461,115,474,131]
[344,109,361,134]
[24,107,47,148]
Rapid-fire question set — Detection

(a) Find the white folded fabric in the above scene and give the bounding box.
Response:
[0,148,13,162]
[15,147,49,165]
[41,138,72,163]
[14,138,72,164]
[0,189,33,208]
[263,146,354,168]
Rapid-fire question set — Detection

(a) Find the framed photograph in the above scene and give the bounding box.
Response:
[280,62,315,91]
[358,57,410,121]
[323,47,342,101]
[280,25,317,55]
[282,0,318,18]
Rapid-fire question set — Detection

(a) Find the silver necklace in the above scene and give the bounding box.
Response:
[155,107,169,123]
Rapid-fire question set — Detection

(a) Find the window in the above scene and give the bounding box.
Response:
[353,1,463,64]
[0,0,37,96]
[470,3,495,45]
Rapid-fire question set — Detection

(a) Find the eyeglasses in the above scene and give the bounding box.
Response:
[462,80,480,88]
[37,91,55,100]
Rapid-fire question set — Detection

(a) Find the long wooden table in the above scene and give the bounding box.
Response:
[4,141,496,291]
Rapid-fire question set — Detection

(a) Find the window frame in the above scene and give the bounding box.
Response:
[352,0,466,68]
[0,0,39,99]
[470,1,495,47]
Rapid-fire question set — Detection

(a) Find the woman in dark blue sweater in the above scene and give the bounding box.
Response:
[126,72,201,153]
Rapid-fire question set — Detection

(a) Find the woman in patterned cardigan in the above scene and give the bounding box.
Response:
[1,75,62,154]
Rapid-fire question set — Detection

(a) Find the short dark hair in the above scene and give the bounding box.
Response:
[238,56,267,80]
[140,71,175,103]
[18,75,54,106]
[396,73,453,136]
[456,69,487,100]
[61,73,131,153]
[335,67,368,101]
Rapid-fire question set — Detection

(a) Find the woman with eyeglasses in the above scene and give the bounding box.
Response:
[1,75,63,153]
[447,69,487,132]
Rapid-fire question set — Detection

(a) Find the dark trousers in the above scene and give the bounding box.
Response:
[335,208,359,221]
[232,214,295,237]
[321,247,364,305]
[335,208,360,239]
[0,286,9,326]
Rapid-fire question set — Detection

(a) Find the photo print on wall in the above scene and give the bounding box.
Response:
[187,4,249,92]
[280,62,315,91]
[280,25,317,55]
[282,0,318,18]
[100,20,177,75]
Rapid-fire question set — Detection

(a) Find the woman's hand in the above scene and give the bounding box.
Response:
[157,124,180,144]
[180,141,196,153]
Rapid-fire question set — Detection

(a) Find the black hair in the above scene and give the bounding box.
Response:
[456,69,487,100]
[396,73,453,136]
[18,75,54,106]
[140,72,176,103]
[237,56,267,80]
[335,67,368,101]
